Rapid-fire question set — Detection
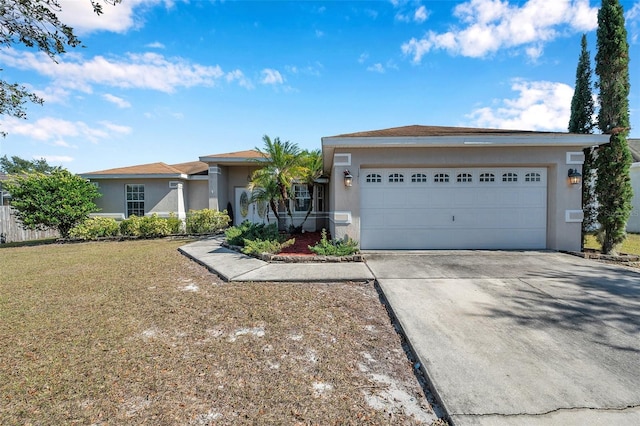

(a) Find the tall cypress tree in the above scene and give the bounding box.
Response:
[569,34,597,246]
[568,34,596,247]
[594,0,633,254]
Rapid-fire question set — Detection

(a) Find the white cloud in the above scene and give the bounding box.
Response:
[226,69,253,89]
[367,63,385,73]
[0,116,130,145]
[315,29,325,38]
[30,85,71,104]
[57,0,173,35]
[465,79,574,131]
[99,121,133,134]
[102,94,131,108]
[627,2,640,44]
[261,68,284,85]
[0,49,233,93]
[146,41,166,49]
[36,155,74,164]
[402,0,599,62]
[358,52,369,63]
[414,6,429,23]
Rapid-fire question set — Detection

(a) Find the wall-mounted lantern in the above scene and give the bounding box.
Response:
[568,168,582,185]
[343,170,353,187]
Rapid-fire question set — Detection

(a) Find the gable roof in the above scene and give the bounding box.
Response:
[331,125,553,138]
[322,124,611,174]
[82,161,208,178]
[199,149,266,164]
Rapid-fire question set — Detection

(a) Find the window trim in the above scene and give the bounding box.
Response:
[292,183,311,213]
[125,184,145,217]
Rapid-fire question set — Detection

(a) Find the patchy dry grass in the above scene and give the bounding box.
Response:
[1,240,444,425]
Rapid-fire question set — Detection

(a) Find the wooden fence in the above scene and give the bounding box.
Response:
[0,206,59,243]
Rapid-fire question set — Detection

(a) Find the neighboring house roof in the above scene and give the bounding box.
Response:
[629,139,640,163]
[81,161,208,179]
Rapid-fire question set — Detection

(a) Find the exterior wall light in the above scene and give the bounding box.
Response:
[568,168,582,185]
[343,170,353,187]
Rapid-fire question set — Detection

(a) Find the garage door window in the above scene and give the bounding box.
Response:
[502,172,518,182]
[411,173,427,183]
[366,173,382,183]
[388,173,404,183]
[457,173,473,183]
[479,173,495,182]
[525,172,541,182]
[434,173,449,183]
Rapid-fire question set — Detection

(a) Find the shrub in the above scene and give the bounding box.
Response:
[69,217,120,240]
[225,221,282,247]
[166,212,184,234]
[138,214,171,238]
[120,215,143,237]
[242,238,295,256]
[186,209,230,234]
[309,229,359,256]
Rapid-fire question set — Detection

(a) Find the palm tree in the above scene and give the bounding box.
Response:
[248,170,280,223]
[297,149,323,229]
[251,135,303,228]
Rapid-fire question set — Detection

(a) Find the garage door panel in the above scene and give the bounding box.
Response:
[360,167,547,250]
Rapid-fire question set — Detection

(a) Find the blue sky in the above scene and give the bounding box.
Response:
[1,0,639,173]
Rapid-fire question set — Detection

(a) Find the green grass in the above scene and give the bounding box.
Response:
[584,233,640,255]
[0,240,441,425]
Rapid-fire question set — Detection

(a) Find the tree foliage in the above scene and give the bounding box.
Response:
[251,135,304,226]
[249,137,324,231]
[0,155,60,174]
[594,0,633,254]
[0,0,120,135]
[568,34,596,246]
[4,169,101,238]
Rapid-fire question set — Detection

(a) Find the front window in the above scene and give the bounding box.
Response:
[126,184,145,217]
[316,185,324,212]
[293,184,311,212]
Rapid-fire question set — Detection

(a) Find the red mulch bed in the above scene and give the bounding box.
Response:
[278,231,324,256]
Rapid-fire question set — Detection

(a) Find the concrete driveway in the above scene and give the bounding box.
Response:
[366,251,640,425]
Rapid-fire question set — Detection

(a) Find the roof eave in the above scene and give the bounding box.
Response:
[321,133,611,173]
[80,173,189,180]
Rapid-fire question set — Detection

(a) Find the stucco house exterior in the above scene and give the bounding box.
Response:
[628,139,640,233]
[82,125,611,252]
[81,150,328,231]
[322,125,609,252]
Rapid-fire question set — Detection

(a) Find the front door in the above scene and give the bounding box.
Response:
[234,188,267,225]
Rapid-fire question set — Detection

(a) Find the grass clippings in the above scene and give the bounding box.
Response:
[1,239,444,425]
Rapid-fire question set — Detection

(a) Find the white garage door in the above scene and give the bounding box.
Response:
[360,167,547,250]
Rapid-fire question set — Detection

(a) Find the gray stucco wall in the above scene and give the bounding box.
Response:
[329,145,585,252]
[91,178,187,218]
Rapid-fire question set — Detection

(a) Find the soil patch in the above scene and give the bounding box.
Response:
[279,231,324,256]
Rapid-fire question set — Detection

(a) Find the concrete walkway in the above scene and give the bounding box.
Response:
[178,236,374,282]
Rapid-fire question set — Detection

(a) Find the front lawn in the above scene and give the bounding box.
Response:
[584,233,640,255]
[0,240,442,425]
